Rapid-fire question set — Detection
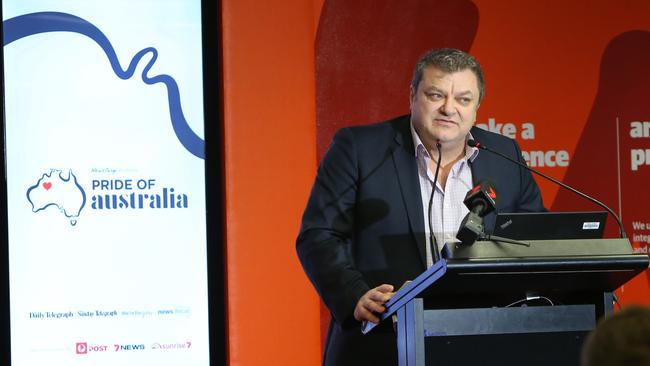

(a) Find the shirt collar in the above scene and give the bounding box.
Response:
[409,121,479,162]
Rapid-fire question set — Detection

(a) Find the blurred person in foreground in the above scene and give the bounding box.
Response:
[582,306,650,366]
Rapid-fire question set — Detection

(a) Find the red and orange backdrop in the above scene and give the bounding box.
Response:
[221,1,650,364]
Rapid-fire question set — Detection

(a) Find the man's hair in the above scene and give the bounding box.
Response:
[582,306,650,366]
[410,48,485,103]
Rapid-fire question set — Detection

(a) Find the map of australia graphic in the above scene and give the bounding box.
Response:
[26,169,86,225]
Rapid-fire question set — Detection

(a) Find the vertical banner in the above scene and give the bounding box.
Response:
[2,1,209,365]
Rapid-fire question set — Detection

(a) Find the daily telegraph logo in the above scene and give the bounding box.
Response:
[27,169,188,225]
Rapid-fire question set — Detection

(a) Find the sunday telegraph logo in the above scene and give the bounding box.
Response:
[27,168,189,225]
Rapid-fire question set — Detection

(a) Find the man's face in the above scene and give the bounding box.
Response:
[410,66,480,151]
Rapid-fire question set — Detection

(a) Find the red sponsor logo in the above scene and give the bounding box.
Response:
[488,187,497,199]
[470,185,481,194]
[75,342,108,354]
[76,342,87,354]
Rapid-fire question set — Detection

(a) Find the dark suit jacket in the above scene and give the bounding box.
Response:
[296,115,544,365]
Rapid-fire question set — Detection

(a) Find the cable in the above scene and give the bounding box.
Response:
[505,295,555,307]
[427,140,442,264]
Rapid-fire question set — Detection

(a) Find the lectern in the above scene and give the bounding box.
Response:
[362,238,649,366]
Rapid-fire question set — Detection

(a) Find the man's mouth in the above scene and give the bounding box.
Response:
[434,118,456,125]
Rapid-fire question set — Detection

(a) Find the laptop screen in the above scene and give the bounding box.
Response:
[492,211,608,240]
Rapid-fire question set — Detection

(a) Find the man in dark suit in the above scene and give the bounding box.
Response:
[297,48,544,365]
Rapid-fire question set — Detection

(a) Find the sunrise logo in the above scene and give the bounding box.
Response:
[26,169,86,226]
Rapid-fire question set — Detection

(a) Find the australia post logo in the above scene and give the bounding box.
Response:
[27,169,86,226]
[27,168,189,226]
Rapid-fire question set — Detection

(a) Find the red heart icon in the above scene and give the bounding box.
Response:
[43,182,52,190]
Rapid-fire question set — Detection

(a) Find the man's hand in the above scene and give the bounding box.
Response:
[353,284,395,324]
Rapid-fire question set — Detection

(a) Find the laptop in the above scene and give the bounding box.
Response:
[491,211,608,240]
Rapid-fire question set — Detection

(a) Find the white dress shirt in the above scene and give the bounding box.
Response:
[410,122,479,267]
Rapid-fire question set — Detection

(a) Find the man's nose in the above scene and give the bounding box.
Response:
[439,98,455,115]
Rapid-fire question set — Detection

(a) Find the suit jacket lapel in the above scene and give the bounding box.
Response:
[470,149,488,185]
[391,118,427,268]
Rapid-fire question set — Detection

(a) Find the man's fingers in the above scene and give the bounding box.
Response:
[363,299,386,314]
[368,291,391,304]
[356,306,380,324]
[376,284,394,293]
[353,285,397,323]
[369,285,395,304]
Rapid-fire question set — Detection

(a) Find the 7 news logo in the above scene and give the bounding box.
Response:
[114,343,146,351]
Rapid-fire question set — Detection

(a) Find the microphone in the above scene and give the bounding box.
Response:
[456,180,497,245]
[467,139,627,238]
[464,180,498,217]
[427,140,442,263]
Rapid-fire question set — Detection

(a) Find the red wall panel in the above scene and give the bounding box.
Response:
[222,1,650,364]
[314,0,650,342]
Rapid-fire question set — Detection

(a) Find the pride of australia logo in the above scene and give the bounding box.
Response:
[26,169,87,226]
[26,169,189,226]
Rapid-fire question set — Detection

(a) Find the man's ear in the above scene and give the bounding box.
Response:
[409,87,415,105]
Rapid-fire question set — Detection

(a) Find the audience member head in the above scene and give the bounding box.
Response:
[582,306,650,366]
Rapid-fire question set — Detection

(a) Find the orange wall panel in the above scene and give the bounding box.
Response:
[221,0,321,364]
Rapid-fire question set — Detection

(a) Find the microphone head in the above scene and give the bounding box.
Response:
[463,180,498,217]
[467,139,478,148]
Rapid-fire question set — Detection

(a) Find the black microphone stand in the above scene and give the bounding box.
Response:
[479,233,530,247]
[468,139,627,239]
[427,141,443,263]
